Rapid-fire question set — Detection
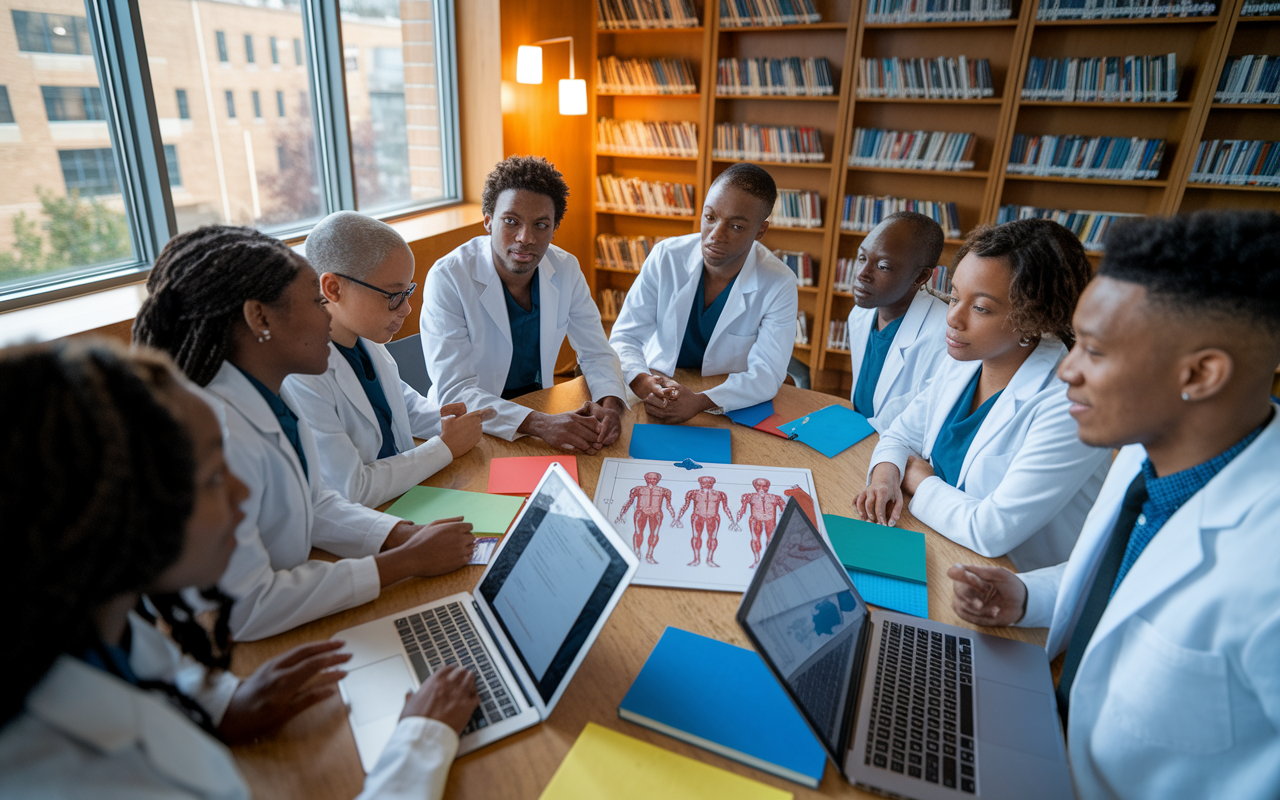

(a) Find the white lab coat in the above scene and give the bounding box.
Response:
[609,232,799,413]
[1016,405,1280,800]
[0,612,458,799]
[204,362,397,642]
[284,340,453,508]
[869,339,1110,571]
[846,288,950,432]
[419,236,627,440]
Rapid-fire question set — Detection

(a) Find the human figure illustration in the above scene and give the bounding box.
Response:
[738,478,788,567]
[673,476,739,567]
[614,472,675,564]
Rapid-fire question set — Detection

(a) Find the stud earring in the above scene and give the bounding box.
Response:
[1018,335,1032,347]
[257,330,272,343]
[1181,392,1190,401]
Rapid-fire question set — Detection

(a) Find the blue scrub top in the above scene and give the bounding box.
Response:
[237,365,309,480]
[852,312,904,417]
[931,368,1002,490]
[677,267,737,370]
[334,338,399,460]
[501,273,542,400]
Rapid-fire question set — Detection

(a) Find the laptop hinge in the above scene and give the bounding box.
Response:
[473,599,533,708]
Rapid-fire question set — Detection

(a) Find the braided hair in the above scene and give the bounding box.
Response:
[134,225,302,386]
[0,339,220,731]
[951,219,1092,349]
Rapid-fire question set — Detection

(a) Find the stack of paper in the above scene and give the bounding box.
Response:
[824,513,928,618]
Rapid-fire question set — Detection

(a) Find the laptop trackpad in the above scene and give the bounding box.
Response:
[977,678,1062,761]
[347,655,415,726]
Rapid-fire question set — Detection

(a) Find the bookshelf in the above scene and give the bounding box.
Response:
[586,0,1278,396]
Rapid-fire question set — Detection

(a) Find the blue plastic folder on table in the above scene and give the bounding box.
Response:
[824,514,928,618]
[777,405,875,458]
[629,424,732,464]
[725,400,774,428]
[618,627,826,788]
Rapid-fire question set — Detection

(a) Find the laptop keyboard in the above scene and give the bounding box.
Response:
[864,622,977,793]
[395,602,521,735]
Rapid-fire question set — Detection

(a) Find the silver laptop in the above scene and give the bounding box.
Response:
[336,464,639,771]
[737,499,1072,799]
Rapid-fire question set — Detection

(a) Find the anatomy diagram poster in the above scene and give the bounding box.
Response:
[592,458,828,592]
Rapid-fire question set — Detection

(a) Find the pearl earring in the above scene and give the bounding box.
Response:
[1181,392,1190,401]
[257,330,272,343]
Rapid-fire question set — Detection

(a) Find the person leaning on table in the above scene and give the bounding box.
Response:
[0,340,478,799]
[950,210,1280,800]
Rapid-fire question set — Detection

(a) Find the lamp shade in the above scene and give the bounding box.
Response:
[516,46,543,84]
[559,78,587,115]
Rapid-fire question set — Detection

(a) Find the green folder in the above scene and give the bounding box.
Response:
[823,513,927,585]
[386,486,525,537]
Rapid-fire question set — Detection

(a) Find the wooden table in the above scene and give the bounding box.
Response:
[231,372,1048,799]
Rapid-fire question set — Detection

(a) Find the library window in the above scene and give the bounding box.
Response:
[1,0,461,306]
[42,86,107,122]
[11,10,92,55]
[164,144,181,188]
[58,148,121,197]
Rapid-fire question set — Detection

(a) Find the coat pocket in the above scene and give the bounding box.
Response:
[1096,616,1233,753]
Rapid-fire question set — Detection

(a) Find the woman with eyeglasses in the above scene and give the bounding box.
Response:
[135,225,477,642]
[284,211,495,508]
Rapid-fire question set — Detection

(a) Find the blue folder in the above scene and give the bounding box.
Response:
[629,424,732,464]
[725,400,774,428]
[618,627,827,788]
[777,405,875,458]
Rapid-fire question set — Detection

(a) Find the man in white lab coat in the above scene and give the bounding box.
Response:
[420,156,628,452]
[609,163,799,422]
[845,211,950,432]
[948,210,1280,800]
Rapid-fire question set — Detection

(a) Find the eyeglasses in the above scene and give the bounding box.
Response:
[334,273,418,311]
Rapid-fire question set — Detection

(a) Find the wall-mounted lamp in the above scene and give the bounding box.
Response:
[515,36,587,116]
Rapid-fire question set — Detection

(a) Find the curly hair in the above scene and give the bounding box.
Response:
[1099,210,1280,338]
[481,155,570,225]
[133,225,302,386]
[951,218,1092,349]
[0,339,227,733]
[711,162,778,216]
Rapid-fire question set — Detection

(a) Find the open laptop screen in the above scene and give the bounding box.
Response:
[478,469,631,704]
[739,500,869,763]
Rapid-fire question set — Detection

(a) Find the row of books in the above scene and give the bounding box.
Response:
[596,57,698,95]
[596,174,697,216]
[712,123,826,163]
[771,189,823,228]
[996,205,1139,252]
[1215,56,1280,104]
[833,257,953,294]
[1189,139,1280,187]
[774,249,816,286]
[1242,1,1279,12]
[796,310,811,346]
[716,57,834,97]
[849,128,977,171]
[599,288,629,321]
[595,234,665,272]
[597,118,699,158]
[865,0,1012,23]
[718,0,822,27]
[1021,55,1179,103]
[596,0,701,28]
[827,319,851,351]
[839,194,963,238]
[929,265,952,295]
[1006,134,1166,180]
[857,56,994,100]
[1034,0,1216,19]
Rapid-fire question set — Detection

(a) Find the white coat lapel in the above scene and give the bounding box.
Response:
[537,255,561,388]
[847,305,875,379]
[956,340,1065,485]
[705,243,759,357]
[473,245,511,346]
[874,289,933,410]
[659,247,705,374]
[366,342,416,452]
[330,343,379,429]
[923,359,981,456]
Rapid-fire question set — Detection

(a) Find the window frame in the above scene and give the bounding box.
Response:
[0,0,462,311]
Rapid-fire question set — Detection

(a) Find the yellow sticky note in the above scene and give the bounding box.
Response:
[539,723,794,800]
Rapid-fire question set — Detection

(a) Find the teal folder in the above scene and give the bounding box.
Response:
[823,513,927,584]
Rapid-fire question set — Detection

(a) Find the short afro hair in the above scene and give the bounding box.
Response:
[482,155,570,226]
[711,163,778,216]
[952,218,1092,349]
[1099,210,1280,339]
[881,210,945,272]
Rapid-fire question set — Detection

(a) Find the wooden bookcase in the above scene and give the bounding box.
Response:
[586,0,1279,397]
